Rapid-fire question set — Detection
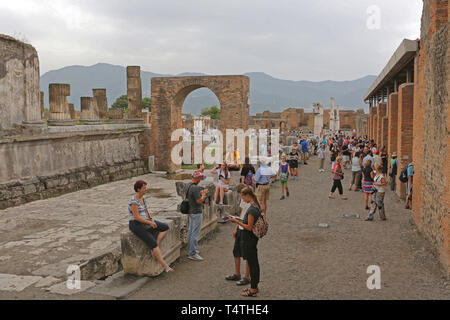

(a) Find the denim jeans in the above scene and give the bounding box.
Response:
[188,213,203,256]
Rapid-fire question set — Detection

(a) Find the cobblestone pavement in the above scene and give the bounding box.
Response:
[129,157,450,300]
[0,156,449,299]
[0,172,180,299]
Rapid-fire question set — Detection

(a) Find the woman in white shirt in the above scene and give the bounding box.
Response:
[365,164,387,221]
[211,163,231,205]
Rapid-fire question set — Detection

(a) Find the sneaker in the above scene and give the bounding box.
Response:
[286,191,290,197]
[226,274,241,281]
[280,196,285,200]
[236,278,250,286]
[188,254,204,261]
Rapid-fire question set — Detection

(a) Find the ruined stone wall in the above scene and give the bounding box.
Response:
[412,0,449,278]
[0,35,41,130]
[0,124,151,210]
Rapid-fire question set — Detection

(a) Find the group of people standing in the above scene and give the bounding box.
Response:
[125,131,415,298]
[321,132,414,221]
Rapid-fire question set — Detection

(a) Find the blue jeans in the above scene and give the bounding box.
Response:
[188,213,203,256]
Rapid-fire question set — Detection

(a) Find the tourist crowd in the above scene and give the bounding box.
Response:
[125,130,414,298]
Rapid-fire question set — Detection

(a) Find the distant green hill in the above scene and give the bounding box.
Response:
[40,63,375,114]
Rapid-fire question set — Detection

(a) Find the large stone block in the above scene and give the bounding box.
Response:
[121,219,181,277]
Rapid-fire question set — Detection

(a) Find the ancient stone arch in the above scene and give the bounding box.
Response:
[150,75,250,172]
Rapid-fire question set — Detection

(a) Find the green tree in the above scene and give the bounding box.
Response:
[201,105,221,120]
[142,97,151,110]
[111,95,128,110]
[112,95,151,112]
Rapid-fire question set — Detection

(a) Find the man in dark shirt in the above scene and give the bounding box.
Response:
[185,171,208,261]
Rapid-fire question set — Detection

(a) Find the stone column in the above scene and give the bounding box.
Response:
[387,92,399,158]
[396,83,414,199]
[127,66,143,122]
[40,91,45,118]
[68,103,75,120]
[93,89,108,119]
[48,84,74,126]
[80,97,101,125]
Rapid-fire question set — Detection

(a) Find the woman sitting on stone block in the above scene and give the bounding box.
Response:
[211,163,231,205]
[128,180,174,273]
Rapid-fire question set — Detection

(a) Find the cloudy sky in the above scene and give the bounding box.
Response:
[0,0,422,81]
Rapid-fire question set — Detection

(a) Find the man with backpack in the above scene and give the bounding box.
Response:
[184,171,209,261]
[405,162,414,209]
[389,153,398,191]
[398,161,414,209]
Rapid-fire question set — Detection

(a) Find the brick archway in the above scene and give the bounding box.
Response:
[150,75,250,172]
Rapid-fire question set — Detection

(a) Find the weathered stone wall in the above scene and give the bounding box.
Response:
[0,124,151,210]
[0,35,42,130]
[412,0,449,278]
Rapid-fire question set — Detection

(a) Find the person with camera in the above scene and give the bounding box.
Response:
[328,156,347,200]
[365,164,387,221]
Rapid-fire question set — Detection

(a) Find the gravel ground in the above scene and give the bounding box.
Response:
[129,156,450,300]
[2,156,447,300]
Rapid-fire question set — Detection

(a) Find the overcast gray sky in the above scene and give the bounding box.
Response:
[0,0,422,81]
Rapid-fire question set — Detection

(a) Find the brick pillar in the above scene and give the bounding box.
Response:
[387,93,399,158]
[373,114,378,142]
[80,97,101,124]
[371,107,377,141]
[93,89,108,119]
[377,103,386,146]
[381,116,388,149]
[127,66,143,122]
[396,83,414,198]
[48,84,74,126]
[368,108,372,139]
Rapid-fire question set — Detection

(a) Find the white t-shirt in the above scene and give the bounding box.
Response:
[374,174,386,193]
[217,169,231,187]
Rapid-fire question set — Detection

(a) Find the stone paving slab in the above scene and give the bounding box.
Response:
[0,274,42,292]
[88,272,150,299]
[0,172,181,283]
[46,281,97,295]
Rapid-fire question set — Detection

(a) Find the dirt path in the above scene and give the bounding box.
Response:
[129,156,449,300]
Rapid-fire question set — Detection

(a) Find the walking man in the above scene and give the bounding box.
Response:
[255,160,276,214]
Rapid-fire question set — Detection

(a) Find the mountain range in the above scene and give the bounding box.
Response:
[40,63,375,115]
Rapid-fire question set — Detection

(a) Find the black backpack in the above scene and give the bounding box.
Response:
[399,168,408,183]
[180,183,194,214]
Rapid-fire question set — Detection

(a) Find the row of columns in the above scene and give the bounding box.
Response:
[42,66,143,126]
[368,81,415,199]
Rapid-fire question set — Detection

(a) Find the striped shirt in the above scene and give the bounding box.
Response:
[128,195,150,221]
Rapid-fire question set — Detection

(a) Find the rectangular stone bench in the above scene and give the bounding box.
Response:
[121,218,182,277]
